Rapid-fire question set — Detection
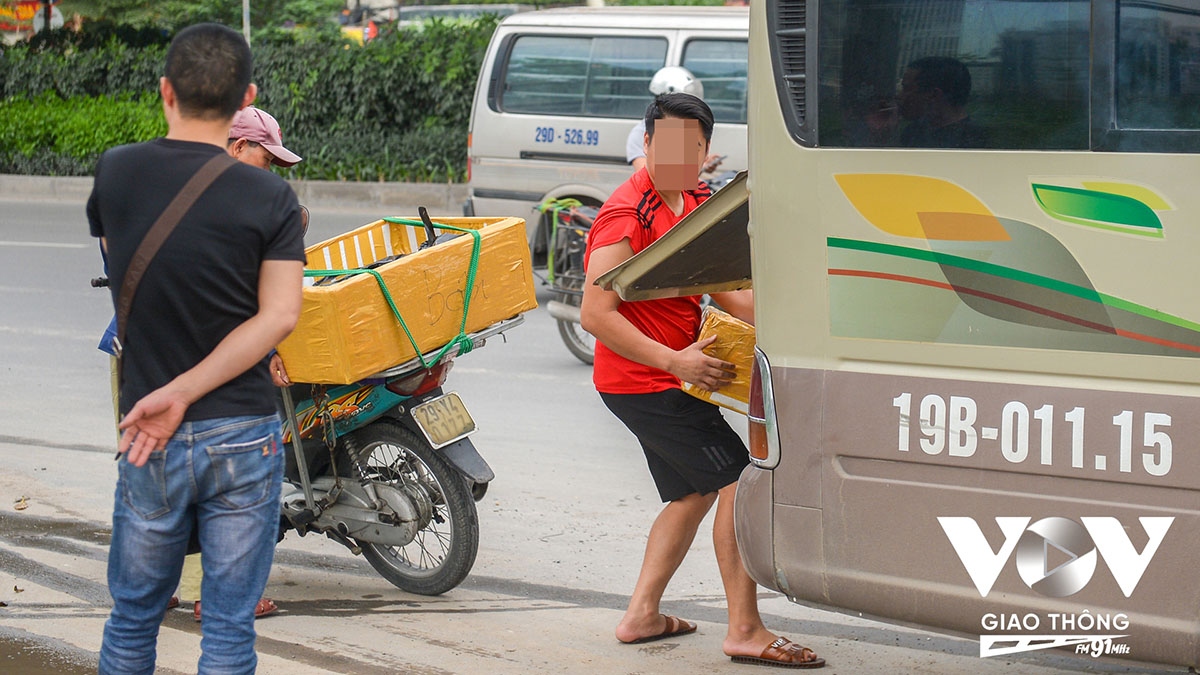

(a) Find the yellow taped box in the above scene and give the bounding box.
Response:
[277,216,537,384]
[682,306,755,415]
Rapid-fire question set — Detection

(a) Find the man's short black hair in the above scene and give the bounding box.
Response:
[908,56,972,108]
[165,23,252,121]
[645,93,715,143]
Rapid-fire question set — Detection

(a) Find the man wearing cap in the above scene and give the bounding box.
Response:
[227,105,303,170]
[173,104,305,623]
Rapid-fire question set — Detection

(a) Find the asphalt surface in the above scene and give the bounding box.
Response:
[0,195,1187,674]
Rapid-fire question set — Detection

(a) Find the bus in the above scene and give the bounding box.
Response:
[602,0,1200,668]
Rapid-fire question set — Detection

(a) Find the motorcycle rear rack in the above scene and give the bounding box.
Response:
[370,315,525,379]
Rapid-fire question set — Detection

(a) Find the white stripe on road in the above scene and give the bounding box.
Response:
[0,240,89,249]
[0,325,98,341]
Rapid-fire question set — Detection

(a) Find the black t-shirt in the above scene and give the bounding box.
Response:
[87,138,306,420]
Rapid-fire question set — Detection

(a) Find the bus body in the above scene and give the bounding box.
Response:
[464,7,748,256]
[736,0,1200,667]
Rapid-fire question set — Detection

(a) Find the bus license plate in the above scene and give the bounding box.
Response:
[410,392,476,448]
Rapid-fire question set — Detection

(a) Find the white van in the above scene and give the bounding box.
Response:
[463,6,749,261]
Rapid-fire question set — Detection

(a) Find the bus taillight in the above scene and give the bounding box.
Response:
[748,347,780,468]
[466,132,472,183]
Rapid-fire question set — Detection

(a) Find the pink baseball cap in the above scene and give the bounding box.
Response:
[228,106,302,167]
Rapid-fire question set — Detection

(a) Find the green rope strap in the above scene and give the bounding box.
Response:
[303,218,482,370]
[537,197,582,285]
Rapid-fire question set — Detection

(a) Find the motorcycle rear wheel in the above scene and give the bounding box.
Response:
[351,420,479,595]
[554,291,595,365]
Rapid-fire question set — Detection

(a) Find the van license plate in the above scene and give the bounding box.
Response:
[410,393,476,448]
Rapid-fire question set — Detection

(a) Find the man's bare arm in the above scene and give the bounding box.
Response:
[709,289,754,325]
[118,259,304,465]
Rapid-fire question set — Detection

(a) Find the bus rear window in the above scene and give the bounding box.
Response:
[499,35,668,118]
[815,0,1090,150]
[682,39,748,124]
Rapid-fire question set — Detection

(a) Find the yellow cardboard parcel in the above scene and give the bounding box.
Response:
[682,306,755,414]
[277,216,536,384]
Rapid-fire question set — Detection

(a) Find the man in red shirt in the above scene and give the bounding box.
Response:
[580,93,825,668]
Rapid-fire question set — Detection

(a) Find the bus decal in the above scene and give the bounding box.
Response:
[833,174,1006,241]
[827,236,1200,357]
[1032,183,1167,237]
[829,173,1198,356]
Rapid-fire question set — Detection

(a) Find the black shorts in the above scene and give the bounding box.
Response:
[600,388,749,503]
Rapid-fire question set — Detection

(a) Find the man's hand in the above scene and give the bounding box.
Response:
[117,387,190,467]
[669,335,736,392]
[269,353,291,387]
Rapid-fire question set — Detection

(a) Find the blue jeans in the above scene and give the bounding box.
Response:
[100,415,284,675]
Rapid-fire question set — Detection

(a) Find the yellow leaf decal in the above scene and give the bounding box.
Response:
[1081,182,1172,211]
[835,174,1008,241]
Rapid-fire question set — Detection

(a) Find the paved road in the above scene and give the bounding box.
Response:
[0,197,1184,674]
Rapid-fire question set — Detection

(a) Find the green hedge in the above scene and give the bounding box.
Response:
[0,17,497,181]
[0,92,166,174]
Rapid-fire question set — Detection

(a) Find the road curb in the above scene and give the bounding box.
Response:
[0,174,469,213]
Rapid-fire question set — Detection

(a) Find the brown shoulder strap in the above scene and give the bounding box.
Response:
[114,152,237,354]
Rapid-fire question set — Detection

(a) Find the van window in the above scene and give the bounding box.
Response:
[1117,1,1200,132]
[815,0,1090,150]
[682,39,748,124]
[500,35,668,118]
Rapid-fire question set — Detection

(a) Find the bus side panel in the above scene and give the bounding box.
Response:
[763,365,1200,666]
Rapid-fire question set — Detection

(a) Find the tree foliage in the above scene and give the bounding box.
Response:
[61,0,344,32]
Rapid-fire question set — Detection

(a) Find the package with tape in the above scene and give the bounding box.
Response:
[277,216,537,384]
[682,305,755,414]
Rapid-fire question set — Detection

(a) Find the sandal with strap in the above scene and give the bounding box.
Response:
[731,637,825,669]
[193,598,279,623]
[254,597,279,619]
[618,614,698,644]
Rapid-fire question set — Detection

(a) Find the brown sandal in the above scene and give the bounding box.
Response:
[618,614,698,644]
[193,597,278,623]
[731,637,825,669]
[254,597,279,619]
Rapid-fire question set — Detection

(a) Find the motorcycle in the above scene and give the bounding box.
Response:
[538,170,739,365]
[277,316,520,596]
[539,199,598,365]
[94,205,507,596]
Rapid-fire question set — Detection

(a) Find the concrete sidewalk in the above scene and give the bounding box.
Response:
[0,174,469,213]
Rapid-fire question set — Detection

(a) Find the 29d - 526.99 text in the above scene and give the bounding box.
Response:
[891,393,1172,476]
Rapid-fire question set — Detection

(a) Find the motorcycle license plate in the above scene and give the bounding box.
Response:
[410,392,476,449]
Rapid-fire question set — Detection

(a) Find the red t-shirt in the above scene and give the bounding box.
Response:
[585,168,712,394]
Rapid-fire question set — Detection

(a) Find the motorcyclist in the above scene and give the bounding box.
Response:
[626,67,723,175]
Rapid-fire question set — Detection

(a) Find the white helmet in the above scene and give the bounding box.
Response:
[649,66,704,98]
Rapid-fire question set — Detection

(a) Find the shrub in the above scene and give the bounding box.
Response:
[0,16,496,180]
[0,92,165,175]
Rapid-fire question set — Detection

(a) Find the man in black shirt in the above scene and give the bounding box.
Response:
[87,23,305,673]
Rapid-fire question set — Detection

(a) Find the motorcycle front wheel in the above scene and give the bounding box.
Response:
[554,291,595,365]
[350,420,479,595]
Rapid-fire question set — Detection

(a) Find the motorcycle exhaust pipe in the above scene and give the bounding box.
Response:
[546,299,581,324]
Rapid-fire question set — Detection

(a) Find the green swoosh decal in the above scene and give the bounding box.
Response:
[828,237,1200,333]
[1032,184,1163,236]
